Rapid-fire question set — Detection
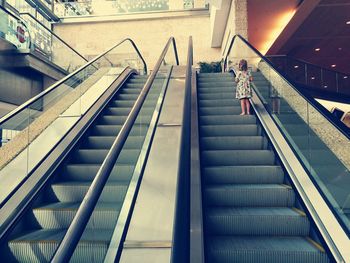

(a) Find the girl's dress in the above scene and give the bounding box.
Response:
[235,70,252,99]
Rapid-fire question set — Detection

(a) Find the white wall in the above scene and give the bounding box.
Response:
[53,12,222,69]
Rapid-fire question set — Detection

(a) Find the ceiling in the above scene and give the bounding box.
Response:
[267,0,350,74]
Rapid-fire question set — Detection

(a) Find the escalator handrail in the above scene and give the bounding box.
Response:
[19,12,89,63]
[187,37,205,262]
[50,37,179,263]
[0,38,147,125]
[223,34,350,140]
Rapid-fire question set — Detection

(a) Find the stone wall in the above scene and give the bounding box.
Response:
[53,12,221,69]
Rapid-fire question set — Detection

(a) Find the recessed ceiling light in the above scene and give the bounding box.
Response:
[324,85,328,88]
[331,64,336,68]
[346,21,350,25]
[311,77,315,80]
[338,47,342,51]
[294,65,299,69]
[314,48,321,51]
[344,76,348,79]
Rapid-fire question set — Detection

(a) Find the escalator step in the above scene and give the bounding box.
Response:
[201,150,275,166]
[205,207,309,236]
[197,83,235,89]
[73,149,140,164]
[199,115,256,125]
[206,236,329,263]
[85,135,144,149]
[198,99,240,107]
[200,125,259,137]
[199,92,235,100]
[200,136,265,150]
[51,182,128,202]
[33,202,121,229]
[199,106,241,116]
[9,229,113,263]
[204,184,295,207]
[92,125,148,136]
[63,164,135,181]
[203,166,284,184]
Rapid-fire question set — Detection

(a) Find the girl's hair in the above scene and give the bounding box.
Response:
[239,59,248,71]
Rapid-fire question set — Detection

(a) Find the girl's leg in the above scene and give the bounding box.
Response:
[245,99,251,115]
[240,99,246,115]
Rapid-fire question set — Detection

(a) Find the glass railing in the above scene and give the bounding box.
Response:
[266,55,350,97]
[224,35,350,235]
[19,12,88,73]
[54,0,208,18]
[51,37,178,262]
[0,38,147,206]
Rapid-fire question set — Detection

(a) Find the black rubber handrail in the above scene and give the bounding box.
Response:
[188,37,205,262]
[19,12,89,63]
[223,34,350,140]
[50,37,178,263]
[0,38,147,126]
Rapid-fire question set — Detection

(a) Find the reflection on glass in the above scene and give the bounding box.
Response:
[0,39,146,208]
[266,55,349,98]
[226,36,350,233]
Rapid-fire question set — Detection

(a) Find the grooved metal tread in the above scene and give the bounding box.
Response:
[206,236,328,261]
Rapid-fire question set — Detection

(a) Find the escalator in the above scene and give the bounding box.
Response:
[196,72,330,262]
[0,37,179,262]
[2,73,166,262]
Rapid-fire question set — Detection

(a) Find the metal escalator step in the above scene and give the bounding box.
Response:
[201,150,275,166]
[92,125,148,136]
[9,229,113,263]
[198,83,235,89]
[121,87,162,94]
[128,78,163,84]
[116,93,160,101]
[204,184,295,207]
[200,115,256,125]
[63,164,135,181]
[206,236,329,263]
[111,99,157,108]
[198,99,240,107]
[125,83,163,89]
[103,107,154,119]
[200,136,265,150]
[103,107,131,116]
[199,92,235,100]
[205,207,309,236]
[33,202,121,229]
[51,182,128,202]
[84,135,144,149]
[199,106,241,116]
[200,125,258,137]
[73,149,140,164]
[203,166,284,184]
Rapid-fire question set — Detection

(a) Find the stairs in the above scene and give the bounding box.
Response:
[5,74,165,262]
[197,73,330,263]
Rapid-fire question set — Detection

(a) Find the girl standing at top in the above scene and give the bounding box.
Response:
[235,59,253,115]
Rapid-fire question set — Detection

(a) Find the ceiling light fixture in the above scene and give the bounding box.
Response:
[346,21,350,25]
[344,76,348,79]
[315,48,321,51]
[311,77,315,80]
[338,47,342,51]
[331,64,336,68]
[294,65,299,69]
[324,85,328,88]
